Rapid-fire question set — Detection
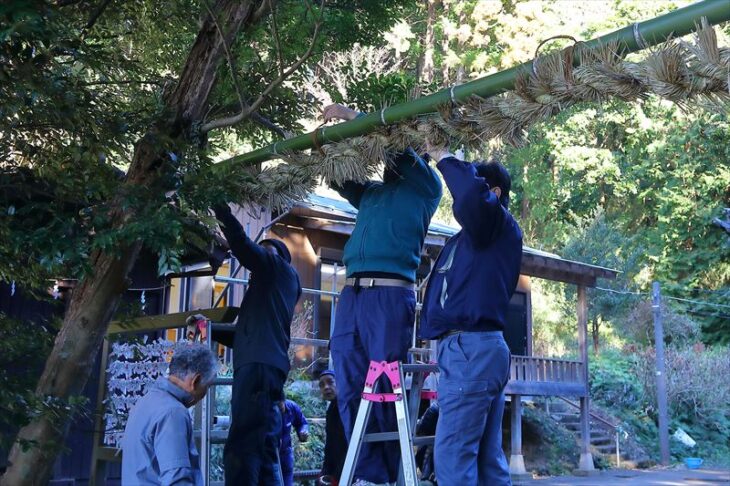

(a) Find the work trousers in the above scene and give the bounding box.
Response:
[280,448,294,486]
[224,363,286,486]
[435,331,512,486]
[331,285,415,484]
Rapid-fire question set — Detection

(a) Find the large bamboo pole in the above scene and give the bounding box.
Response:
[217,0,730,169]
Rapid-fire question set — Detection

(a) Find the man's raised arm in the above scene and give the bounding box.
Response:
[213,203,273,273]
[430,150,505,246]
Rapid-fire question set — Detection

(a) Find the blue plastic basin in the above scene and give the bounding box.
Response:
[685,457,703,469]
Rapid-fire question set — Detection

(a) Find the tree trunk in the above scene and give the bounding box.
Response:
[592,316,600,355]
[417,0,438,85]
[0,2,262,484]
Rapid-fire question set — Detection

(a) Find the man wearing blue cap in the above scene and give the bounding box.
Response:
[213,203,302,486]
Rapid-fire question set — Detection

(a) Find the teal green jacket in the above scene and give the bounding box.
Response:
[333,148,442,281]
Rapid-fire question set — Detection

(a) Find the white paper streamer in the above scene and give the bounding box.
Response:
[103,339,175,447]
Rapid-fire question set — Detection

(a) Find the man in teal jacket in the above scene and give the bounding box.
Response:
[322,104,442,485]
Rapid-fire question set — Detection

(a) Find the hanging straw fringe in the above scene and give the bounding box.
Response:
[239,21,728,208]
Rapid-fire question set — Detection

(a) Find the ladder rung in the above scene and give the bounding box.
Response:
[413,435,435,446]
[362,432,436,445]
[401,363,438,374]
[362,432,400,442]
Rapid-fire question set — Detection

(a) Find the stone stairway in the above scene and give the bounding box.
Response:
[547,398,635,467]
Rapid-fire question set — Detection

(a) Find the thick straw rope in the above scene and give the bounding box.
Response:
[216,21,729,210]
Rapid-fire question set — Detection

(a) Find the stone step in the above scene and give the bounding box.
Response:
[591,434,613,445]
[595,443,617,453]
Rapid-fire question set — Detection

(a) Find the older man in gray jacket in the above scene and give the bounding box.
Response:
[122,343,218,486]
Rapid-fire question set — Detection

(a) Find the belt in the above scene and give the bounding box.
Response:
[438,330,503,340]
[345,277,415,290]
[439,329,463,340]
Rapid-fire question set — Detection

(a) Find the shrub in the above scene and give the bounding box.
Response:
[634,345,730,421]
[633,344,730,466]
[589,349,643,410]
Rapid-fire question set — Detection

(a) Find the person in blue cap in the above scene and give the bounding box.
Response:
[420,141,522,486]
[213,203,301,486]
[321,104,442,486]
[278,399,309,486]
[318,369,347,486]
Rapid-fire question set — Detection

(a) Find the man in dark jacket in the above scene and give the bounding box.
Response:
[322,104,442,485]
[213,203,301,486]
[420,146,522,486]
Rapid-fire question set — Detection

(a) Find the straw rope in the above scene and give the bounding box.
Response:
[230,21,729,210]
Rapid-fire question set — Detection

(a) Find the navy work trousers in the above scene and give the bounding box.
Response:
[224,363,285,486]
[331,285,415,484]
[435,331,512,486]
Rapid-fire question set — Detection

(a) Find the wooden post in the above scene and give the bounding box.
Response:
[576,285,595,474]
[509,395,529,478]
[652,282,671,465]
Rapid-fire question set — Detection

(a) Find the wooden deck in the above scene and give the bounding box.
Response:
[505,355,587,397]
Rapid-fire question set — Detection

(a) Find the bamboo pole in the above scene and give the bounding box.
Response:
[217,0,730,169]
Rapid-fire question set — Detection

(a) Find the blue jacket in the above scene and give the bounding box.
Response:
[420,157,523,339]
[280,399,308,453]
[214,205,301,374]
[333,149,442,282]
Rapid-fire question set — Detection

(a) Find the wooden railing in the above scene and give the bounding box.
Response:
[510,355,583,383]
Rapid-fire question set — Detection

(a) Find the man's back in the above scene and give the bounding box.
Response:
[122,379,202,486]
[213,204,301,374]
[235,258,300,372]
[335,148,442,281]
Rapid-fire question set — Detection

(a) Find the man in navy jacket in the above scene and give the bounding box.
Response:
[420,146,522,485]
[213,203,301,486]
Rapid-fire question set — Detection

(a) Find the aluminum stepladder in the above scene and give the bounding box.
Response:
[340,360,438,486]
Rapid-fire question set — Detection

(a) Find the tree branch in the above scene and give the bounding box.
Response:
[200,0,325,133]
[81,79,163,86]
[249,0,276,28]
[84,0,114,31]
[269,0,284,76]
[250,111,288,138]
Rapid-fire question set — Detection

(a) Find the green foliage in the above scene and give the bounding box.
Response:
[342,72,420,112]
[0,313,87,453]
[0,0,405,290]
[0,314,53,450]
[502,100,730,343]
[589,349,643,411]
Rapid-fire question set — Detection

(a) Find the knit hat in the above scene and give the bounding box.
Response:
[319,369,336,379]
[259,238,291,263]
